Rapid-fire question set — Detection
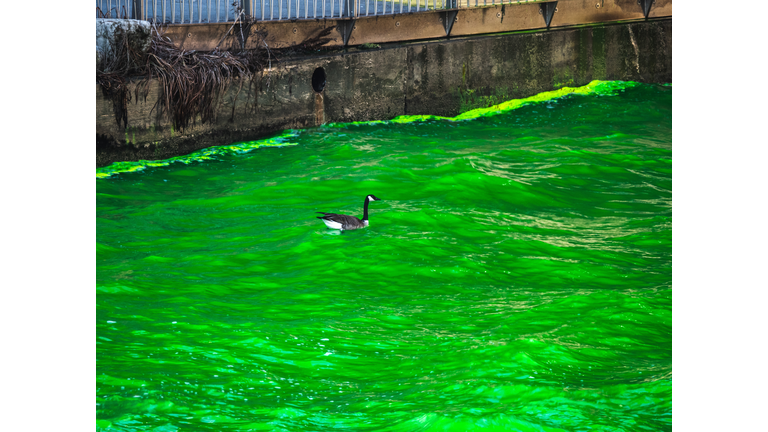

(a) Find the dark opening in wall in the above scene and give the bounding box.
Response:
[312,67,326,93]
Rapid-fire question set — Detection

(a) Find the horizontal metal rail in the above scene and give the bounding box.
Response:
[96,0,559,23]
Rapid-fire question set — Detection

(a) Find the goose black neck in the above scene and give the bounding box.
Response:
[363,198,370,221]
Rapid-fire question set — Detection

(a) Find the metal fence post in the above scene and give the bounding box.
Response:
[132,0,142,19]
[243,0,253,18]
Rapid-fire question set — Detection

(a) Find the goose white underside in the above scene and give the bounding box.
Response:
[320,219,370,230]
[321,219,344,230]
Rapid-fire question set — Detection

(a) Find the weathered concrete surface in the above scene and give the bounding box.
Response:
[158,1,672,51]
[96,18,672,167]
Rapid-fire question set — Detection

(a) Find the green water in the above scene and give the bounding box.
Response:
[97,81,672,431]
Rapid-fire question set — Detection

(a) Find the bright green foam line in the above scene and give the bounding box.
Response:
[337,80,640,127]
[96,130,300,179]
[96,81,639,179]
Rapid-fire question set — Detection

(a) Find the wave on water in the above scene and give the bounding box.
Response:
[96,131,300,179]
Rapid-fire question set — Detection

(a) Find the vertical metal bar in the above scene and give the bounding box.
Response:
[189,0,192,23]
[399,0,402,13]
[288,0,291,19]
[315,0,318,18]
[171,0,175,23]
[408,0,410,12]
[330,0,334,17]
[279,0,282,19]
[305,0,308,18]
[365,0,368,16]
[262,0,265,19]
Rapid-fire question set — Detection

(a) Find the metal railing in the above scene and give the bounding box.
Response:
[97,0,551,23]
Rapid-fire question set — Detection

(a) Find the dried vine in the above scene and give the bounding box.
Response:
[96,15,335,135]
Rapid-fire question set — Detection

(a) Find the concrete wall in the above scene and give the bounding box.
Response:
[96,18,672,167]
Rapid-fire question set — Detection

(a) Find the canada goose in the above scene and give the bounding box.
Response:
[316,195,383,230]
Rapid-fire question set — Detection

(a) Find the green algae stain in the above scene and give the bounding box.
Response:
[453,86,512,114]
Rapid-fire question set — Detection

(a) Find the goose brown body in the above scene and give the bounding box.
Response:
[316,195,382,230]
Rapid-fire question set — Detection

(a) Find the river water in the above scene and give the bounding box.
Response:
[97,80,672,431]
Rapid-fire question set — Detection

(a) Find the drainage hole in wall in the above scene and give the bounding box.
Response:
[312,67,326,93]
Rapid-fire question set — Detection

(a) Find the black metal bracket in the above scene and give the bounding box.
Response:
[440,10,459,37]
[539,1,557,29]
[638,0,653,19]
[337,20,355,47]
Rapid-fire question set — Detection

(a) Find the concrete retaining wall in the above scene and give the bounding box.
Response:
[96,18,671,167]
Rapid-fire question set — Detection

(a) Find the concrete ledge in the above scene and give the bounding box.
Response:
[96,18,672,167]
[159,0,672,51]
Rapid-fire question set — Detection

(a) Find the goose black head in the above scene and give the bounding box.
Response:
[366,195,382,202]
